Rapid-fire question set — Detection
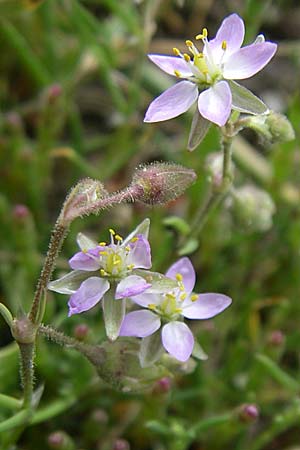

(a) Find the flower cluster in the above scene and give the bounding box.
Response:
[144,13,277,128]
[48,220,232,363]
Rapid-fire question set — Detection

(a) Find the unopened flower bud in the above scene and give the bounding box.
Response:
[47,430,75,450]
[113,438,130,450]
[205,152,231,188]
[12,204,30,222]
[243,112,295,144]
[131,162,196,205]
[267,330,285,347]
[12,316,37,344]
[238,404,259,423]
[46,84,63,104]
[61,178,109,225]
[73,323,90,341]
[6,112,23,131]
[153,376,172,394]
[230,185,275,232]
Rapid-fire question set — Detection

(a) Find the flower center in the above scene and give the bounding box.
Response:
[96,229,136,279]
[172,27,226,86]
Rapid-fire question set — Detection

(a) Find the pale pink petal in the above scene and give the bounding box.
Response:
[115,275,151,299]
[130,292,162,308]
[148,54,193,77]
[162,322,194,362]
[223,42,277,80]
[182,293,232,319]
[144,81,198,123]
[127,235,151,269]
[165,257,195,295]
[119,310,161,338]
[68,277,110,316]
[69,247,102,271]
[198,81,232,126]
[207,13,245,64]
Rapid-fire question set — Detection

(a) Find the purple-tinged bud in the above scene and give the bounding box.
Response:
[12,204,30,222]
[267,330,285,347]
[47,430,75,450]
[90,408,108,425]
[131,162,196,205]
[238,404,259,423]
[113,438,130,450]
[73,323,89,341]
[46,84,63,104]
[205,152,225,189]
[153,377,172,394]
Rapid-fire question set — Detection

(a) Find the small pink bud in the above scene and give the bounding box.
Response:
[73,323,89,341]
[6,112,23,130]
[153,377,172,394]
[113,438,130,450]
[238,404,259,423]
[46,84,63,103]
[131,162,196,205]
[268,330,285,347]
[90,408,108,424]
[47,430,74,450]
[12,204,30,221]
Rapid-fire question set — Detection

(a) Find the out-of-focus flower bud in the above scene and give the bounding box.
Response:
[45,84,63,104]
[267,330,285,347]
[73,324,90,341]
[81,339,168,392]
[230,185,275,232]
[12,316,37,344]
[12,204,30,222]
[47,430,75,450]
[131,162,196,205]
[153,377,172,394]
[243,111,295,144]
[113,438,130,450]
[205,152,233,189]
[5,112,23,132]
[238,404,259,423]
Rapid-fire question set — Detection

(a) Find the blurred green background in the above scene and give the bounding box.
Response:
[0,0,300,449]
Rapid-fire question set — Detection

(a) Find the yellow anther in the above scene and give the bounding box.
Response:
[222,40,227,50]
[109,228,115,236]
[202,28,208,38]
[185,40,193,47]
[100,269,107,276]
[131,237,138,243]
[180,293,187,301]
[127,264,135,270]
[82,248,87,254]
[175,273,183,281]
[183,53,191,62]
[191,294,198,302]
[174,69,181,77]
[175,308,183,313]
[99,251,108,256]
[115,234,123,242]
[99,242,106,246]
[148,303,156,310]
[173,47,180,56]
[125,246,130,252]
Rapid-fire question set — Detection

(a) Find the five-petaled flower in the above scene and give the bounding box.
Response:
[48,219,153,316]
[119,257,232,362]
[144,13,277,127]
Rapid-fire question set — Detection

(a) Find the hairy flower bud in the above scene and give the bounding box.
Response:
[230,185,275,232]
[73,323,90,341]
[113,439,130,450]
[60,178,109,225]
[131,162,196,205]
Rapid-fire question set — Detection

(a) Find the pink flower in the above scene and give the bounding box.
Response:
[144,14,277,128]
[120,257,232,362]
